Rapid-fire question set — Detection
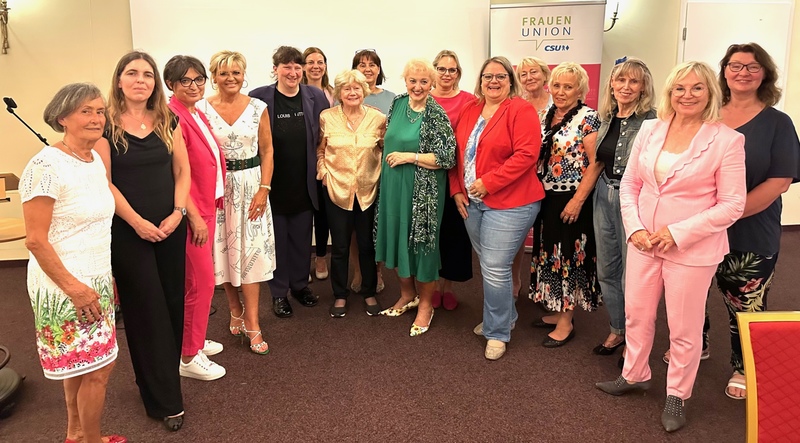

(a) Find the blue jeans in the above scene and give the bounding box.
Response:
[464,201,540,342]
[593,177,627,335]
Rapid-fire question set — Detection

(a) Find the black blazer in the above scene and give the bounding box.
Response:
[249,83,330,210]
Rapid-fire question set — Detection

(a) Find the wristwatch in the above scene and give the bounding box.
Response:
[174,206,187,216]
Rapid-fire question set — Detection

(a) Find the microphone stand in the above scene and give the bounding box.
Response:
[4,97,49,145]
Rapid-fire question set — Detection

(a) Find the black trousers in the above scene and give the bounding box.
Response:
[268,210,313,298]
[324,192,377,300]
[111,216,186,419]
[314,179,330,257]
[438,183,473,282]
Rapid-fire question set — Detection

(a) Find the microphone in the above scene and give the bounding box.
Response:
[3,96,49,145]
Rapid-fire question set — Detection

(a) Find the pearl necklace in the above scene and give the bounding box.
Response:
[62,140,93,163]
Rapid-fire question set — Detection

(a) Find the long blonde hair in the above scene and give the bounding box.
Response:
[598,57,655,120]
[107,51,174,153]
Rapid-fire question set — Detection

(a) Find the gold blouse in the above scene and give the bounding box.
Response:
[317,105,386,210]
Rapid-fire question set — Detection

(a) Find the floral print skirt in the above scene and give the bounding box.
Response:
[28,271,118,380]
[530,190,601,312]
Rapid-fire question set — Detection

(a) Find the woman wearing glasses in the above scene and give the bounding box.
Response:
[711,43,799,400]
[377,59,455,336]
[200,50,275,355]
[596,61,746,432]
[530,62,601,348]
[451,57,543,360]
[430,49,475,311]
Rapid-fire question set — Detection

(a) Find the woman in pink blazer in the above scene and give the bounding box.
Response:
[595,61,746,433]
[165,56,228,381]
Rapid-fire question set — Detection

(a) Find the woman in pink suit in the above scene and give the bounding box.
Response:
[595,61,746,433]
[164,56,228,381]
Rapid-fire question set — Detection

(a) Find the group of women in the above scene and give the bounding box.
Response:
[20,41,799,441]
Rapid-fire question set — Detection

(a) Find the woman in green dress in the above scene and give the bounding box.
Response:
[376,59,456,336]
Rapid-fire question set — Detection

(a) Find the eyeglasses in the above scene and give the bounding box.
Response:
[481,73,509,82]
[671,85,707,97]
[726,62,762,73]
[436,67,458,76]
[179,76,207,87]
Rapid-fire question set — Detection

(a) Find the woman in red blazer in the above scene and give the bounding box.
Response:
[165,56,228,381]
[450,56,544,361]
[596,61,746,433]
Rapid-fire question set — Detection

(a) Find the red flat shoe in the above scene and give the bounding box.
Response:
[431,291,442,309]
[65,436,127,443]
[442,292,458,310]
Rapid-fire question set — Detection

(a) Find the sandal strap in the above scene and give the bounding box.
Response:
[242,327,269,352]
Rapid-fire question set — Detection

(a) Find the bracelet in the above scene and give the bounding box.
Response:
[259,184,272,191]
[414,153,419,166]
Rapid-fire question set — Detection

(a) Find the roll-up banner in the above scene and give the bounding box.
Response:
[489,1,606,109]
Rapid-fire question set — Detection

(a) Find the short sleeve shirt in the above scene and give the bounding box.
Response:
[541,106,601,192]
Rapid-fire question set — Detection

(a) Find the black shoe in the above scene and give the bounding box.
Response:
[532,317,558,328]
[291,287,318,307]
[273,297,293,318]
[595,375,651,396]
[592,338,625,355]
[365,298,382,316]
[542,329,575,348]
[661,395,686,432]
[330,301,347,318]
[163,414,184,432]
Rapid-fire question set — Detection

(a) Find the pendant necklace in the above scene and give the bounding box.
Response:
[126,112,147,130]
[62,140,93,163]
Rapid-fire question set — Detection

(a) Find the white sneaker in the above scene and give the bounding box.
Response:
[180,351,226,381]
[202,339,223,356]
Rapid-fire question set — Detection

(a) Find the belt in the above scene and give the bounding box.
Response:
[600,172,621,190]
[226,156,261,171]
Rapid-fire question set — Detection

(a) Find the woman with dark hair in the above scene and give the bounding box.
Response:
[452,56,543,359]
[250,46,329,318]
[23,83,126,443]
[431,49,475,311]
[591,57,656,358]
[530,62,602,348]
[163,55,230,375]
[95,50,190,431]
[712,43,799,399]
[377,58,455,336]
[303,47,333,282]
[353,49,395,114]
[201,50,275,352]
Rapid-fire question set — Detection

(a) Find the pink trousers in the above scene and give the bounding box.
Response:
[622,245,716,399]
[182,214,216,356]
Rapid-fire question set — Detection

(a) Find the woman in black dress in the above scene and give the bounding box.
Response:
[95,51,191,432]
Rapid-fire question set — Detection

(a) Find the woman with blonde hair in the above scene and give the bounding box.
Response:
[200,50,275,351]
[377,58,456,336]
[591,57,656,360]
[517,56,552,119]
[596,61,746,432]
[530,62,602,348]
[95,50,191,431]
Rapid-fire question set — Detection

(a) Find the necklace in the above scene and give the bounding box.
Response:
[125,112,148,130]
[340,105,365,128]
[62,140,93,163]
[406,102,425,124]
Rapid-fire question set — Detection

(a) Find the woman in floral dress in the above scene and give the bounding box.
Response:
[200,50,276,354]
[21,83,125,443]
[531,62,602,348]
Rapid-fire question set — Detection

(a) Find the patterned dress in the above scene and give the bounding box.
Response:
[531,104,602,312]
[20,147,117,380]
[201,98,276,286]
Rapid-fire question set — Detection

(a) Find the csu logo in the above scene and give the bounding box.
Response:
[544,45,570,52]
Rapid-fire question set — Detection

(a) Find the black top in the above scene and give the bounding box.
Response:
[106,123,177,223]
[271,89,311,214]
[596,115,623,179]
[727,107,800,256]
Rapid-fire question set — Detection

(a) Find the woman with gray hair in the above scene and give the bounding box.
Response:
[21,83,126,443]
[530,62,602,348]
[377,58,456,336]
[317,69,386,317]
